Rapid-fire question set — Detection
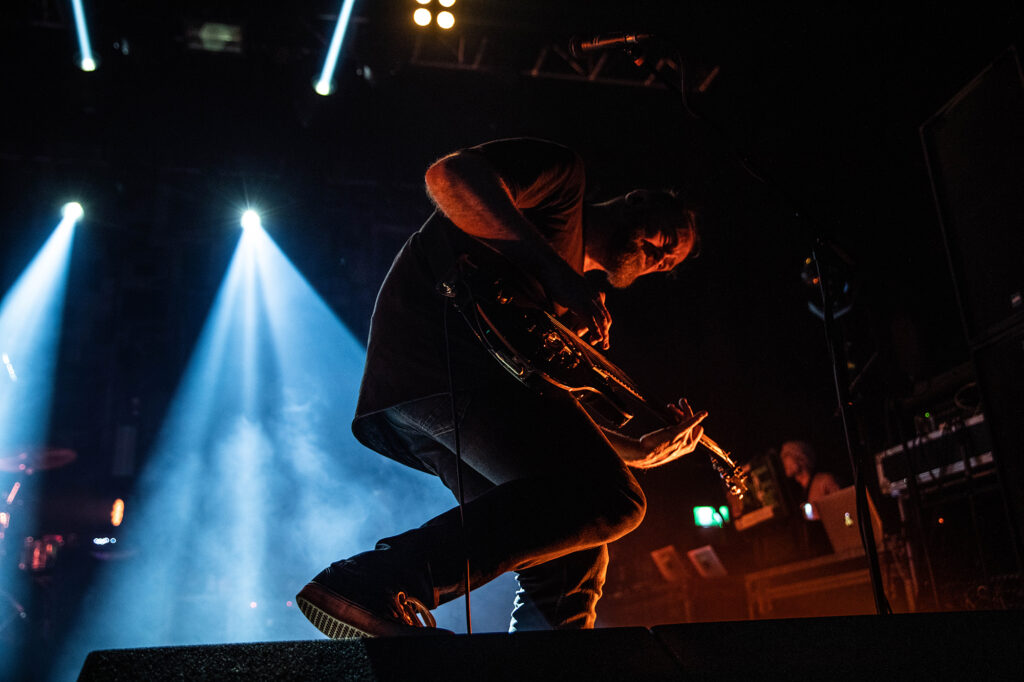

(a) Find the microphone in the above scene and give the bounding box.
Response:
[568,32,652,59]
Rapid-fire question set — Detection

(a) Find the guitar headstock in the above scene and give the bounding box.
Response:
[710,456,750,498]
[700,436,750,499]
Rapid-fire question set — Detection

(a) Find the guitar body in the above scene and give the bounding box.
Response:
[448,250,645,427]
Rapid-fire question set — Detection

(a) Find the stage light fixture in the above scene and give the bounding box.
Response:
[437,11,455,29]
[70,0,97,71]
[439,0,456,7]
[413,8,432,27]
[62,202,84,221]
[240,210,261,231]
[111,499,125,527]
[186,22,243,54]
[314,0,358,96]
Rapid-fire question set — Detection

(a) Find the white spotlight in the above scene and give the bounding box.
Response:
[437,11,455,30]
[413,8,432,27]
[241,210,261,231]
[62,202,84,221]
[314,0,358,96]
[70,0,97,72]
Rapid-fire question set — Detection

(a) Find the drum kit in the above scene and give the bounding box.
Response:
[0,445,77,641]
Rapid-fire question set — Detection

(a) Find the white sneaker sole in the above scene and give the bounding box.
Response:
[296,583,377,639]
[296,582,452,639]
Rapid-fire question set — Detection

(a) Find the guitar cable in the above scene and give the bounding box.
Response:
[442,294,473,634]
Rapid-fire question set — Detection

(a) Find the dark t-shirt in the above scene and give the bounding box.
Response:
[351,138,587,464]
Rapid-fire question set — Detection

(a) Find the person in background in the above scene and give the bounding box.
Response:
[779,440,841,506]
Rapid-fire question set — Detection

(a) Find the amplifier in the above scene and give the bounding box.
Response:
[874,414,994,497]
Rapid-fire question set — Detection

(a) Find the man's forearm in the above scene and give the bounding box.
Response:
[601,413,706,470]
[425,147,611,346]
[601,428,660,469]
[424,151,568,278]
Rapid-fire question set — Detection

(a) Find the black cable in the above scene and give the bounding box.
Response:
[442,297,473,634]
[816,242,893,615]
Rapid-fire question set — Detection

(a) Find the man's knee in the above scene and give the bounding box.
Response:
[616,482,647,533]
[592,477,646,540]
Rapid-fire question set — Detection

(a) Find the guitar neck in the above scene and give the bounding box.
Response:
[699,433,739,469]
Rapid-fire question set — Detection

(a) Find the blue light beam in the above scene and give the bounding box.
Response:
[0,207,78,682]
[70,0,97,71]
[0,209,78,454]
[314,0,358,95]
[56,214,517,680]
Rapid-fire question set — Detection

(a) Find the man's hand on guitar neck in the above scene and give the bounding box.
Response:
[604,398,708,470]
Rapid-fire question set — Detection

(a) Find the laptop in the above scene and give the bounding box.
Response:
[813,486,883,555]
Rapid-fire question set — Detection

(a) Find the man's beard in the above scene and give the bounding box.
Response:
[606,248,644,288]
[602,225,646,288]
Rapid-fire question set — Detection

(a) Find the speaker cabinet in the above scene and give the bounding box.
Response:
[652,610,1024,681]
[77,628,682,682]
[971,322,1024,550]
[921,44,1024,569]
[920,46,1024,344]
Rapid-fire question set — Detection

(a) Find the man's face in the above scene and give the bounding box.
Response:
[604,212,694,288]
[781,446,811,479]
[782,453,801,478]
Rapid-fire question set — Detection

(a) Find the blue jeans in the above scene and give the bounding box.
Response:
[352,376,645,630]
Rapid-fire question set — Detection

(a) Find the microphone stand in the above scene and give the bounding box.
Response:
[621,40,893,615]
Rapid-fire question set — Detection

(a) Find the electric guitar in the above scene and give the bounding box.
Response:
[440,249,750,497]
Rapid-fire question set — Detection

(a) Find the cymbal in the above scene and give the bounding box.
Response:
[0,448,77,473]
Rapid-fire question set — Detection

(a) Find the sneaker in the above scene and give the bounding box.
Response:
[296,563,452,639]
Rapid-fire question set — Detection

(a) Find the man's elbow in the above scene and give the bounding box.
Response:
[424,151,477,199]
[426,150,501,198]
[424,153,456,198]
